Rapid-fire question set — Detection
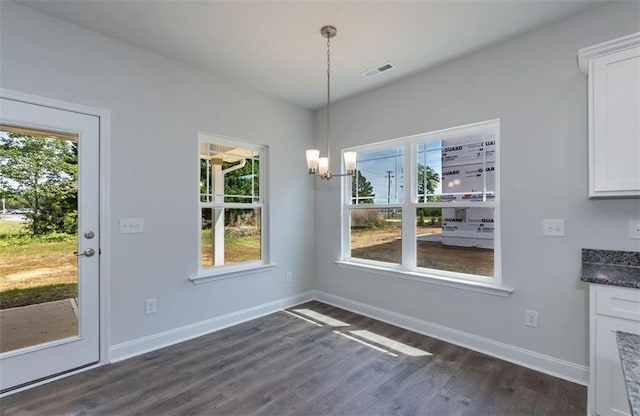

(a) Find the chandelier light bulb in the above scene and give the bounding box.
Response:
[306,149,320,174]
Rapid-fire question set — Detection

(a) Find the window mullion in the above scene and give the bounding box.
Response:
[402,140,416,270]
[342,173,351,260]
[415,201,495,209]
[482,138,487,202]
[260,147,268,268]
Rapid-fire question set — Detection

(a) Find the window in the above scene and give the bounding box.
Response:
[198,134,267,275]
[343,120,500,284]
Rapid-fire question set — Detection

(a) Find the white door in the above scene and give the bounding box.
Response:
[0,96,100,392]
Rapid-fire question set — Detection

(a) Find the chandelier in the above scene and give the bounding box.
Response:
[306,25,357,180]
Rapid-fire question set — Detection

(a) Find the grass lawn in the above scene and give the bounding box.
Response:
[201,236,261,266]
[0,220,24,237]
[0,218,78,309]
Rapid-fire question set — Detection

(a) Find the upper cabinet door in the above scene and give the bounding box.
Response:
[579,33,640,198]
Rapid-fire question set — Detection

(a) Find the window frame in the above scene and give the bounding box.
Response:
[341,119,503,289]
[192,132,271,283]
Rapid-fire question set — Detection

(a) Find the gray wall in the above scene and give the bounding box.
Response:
[1,3,316,346]
[313,2,640,368]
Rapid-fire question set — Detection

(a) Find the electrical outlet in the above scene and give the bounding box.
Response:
[120,218,144,234]
[629,221,640,239]
[542,219,565,237]
[286,272,293,282]
[525,309,539,328]
[145,298,157,315]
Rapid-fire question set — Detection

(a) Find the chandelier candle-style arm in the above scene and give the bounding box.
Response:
[343,151,357,175]
[306,149,320,174]
[318,157,329,177]
[305,25,357,181]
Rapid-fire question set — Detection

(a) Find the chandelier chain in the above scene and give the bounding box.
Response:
[326,35,331,165]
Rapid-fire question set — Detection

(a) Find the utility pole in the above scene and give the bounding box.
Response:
[385,170,394,218]
[385,170,394,203]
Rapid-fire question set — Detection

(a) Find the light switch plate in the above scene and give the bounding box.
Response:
[629,221,640,239]
[120,218,144,234]
[543,219,565,237]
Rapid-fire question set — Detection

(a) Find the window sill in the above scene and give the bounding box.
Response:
[335,261,513,297]
[190,263,277,285]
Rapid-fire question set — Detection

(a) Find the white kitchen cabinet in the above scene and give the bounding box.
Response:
[579,33,640,198]
[589,284,640,415]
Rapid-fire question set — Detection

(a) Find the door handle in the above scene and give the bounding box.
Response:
[74,248,96,257]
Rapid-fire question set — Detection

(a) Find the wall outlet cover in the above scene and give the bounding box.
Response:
[525,309,539,328]
[145,298,157,315]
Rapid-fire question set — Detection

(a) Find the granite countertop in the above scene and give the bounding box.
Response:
[581,249,640,289]
[617,331,640,416]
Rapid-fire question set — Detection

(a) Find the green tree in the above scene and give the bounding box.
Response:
[199,156,260,228]
[223,159,259,202]
[0,133,78,235]
[351,170,375,204]
[417,164,441,225]
[222,158,260,227]
[417,164,440,202]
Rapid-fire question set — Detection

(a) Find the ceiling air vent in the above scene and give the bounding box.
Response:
[361,62,396,79]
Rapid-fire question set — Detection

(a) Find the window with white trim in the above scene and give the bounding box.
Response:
[343,120,499,283]
[199,134,267,272]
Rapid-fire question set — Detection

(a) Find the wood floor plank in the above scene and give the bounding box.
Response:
[422,387,473,416]
[377,360,457,416]
[335,390,391,416]
[0,302,587,415]
[287,358,396,416]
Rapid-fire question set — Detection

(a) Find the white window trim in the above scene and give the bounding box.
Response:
[341,119,510,295]
[335,260,512,297]
[192,132,270,283]
[190,262,277,284]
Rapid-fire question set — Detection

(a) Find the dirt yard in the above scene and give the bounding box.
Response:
[351,223,494,277]
[0,241,77,293]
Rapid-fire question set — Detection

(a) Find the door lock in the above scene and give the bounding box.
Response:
[74,248,96,257]
[84,231,95,239]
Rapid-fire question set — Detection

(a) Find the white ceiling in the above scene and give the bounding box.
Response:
[19,0,606,109]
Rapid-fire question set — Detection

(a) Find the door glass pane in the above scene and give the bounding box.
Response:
[350,208,402,265]
[416,207,494,277]
[0,127,79,353]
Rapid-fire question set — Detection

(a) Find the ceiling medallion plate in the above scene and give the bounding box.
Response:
[320,25,337,39]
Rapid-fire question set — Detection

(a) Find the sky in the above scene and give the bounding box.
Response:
[354,140,442,204]
[353,131,495,204]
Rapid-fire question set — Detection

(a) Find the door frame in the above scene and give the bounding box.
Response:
[0,88,111,394]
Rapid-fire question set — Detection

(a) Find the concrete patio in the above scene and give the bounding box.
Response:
[0,299,78,353]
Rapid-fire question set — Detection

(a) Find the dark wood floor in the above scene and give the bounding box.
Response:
[1,301,586,415]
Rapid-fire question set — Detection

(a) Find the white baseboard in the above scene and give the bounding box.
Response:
[313,290,589,386]
[109,291,314,363]
[109,288,588,386]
